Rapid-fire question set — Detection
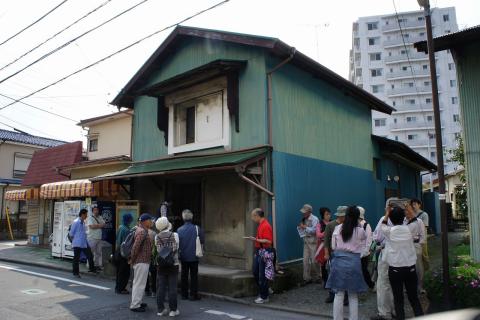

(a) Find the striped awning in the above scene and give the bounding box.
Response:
[40,179,119,199]
[4,188,39,201]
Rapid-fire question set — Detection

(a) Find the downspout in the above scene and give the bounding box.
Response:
[266,47,296,250]
[0,140,5,220]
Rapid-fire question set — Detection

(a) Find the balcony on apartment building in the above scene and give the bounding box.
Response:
[382,19,426,33]
[392,103,436,113]
[383,35,427,48]
[386,68,431,80]
[385,52,429,64]
[390,121,444,131]
[387,85,440,97]
[404,138,439,148]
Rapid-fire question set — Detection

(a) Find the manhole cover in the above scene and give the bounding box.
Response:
[21,289,46,295]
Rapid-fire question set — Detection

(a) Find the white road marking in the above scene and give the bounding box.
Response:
[0,264,110,290]
[21,289,46,295]
[205,309,248,319]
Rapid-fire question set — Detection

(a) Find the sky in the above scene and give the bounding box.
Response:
[0,0,478,144]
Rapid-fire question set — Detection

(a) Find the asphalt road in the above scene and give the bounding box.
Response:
[0,262,325,320]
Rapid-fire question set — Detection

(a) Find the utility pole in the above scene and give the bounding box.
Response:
[417,0,450,307]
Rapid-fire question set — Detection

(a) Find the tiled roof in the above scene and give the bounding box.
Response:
[21,141,83,186]
[0,129,65,148]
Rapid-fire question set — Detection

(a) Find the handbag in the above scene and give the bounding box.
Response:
[195,226,203,258]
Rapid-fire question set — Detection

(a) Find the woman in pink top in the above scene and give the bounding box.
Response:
[315,207,331,287]
[326,206,368,320]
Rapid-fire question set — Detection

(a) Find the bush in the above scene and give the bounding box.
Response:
[425,244,480,309]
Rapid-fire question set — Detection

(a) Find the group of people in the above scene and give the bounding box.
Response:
[295,200,429,320]
[68,207,204,317]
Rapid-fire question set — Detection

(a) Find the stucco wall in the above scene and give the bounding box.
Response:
[87,116,132,160]
[0,142,40,179]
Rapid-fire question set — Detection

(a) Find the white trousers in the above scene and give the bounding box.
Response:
[130,263,149,309]
[303,237,319,281]
[333,291,358,320]
[88,238,103,267]
[376,257,394,318]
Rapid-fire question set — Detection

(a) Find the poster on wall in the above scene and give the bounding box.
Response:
[62,200,81,258]
[116,201,140,230]
[97,201,116,245]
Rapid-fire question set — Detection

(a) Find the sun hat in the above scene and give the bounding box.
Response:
[155,216,171,232]
[300,204,313,214]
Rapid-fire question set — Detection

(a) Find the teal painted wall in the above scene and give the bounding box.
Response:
[132,39,268,161]
[269,58,375,171]
[455,41,480,261]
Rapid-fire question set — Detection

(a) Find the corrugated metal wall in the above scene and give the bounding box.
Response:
[456,42,480,261]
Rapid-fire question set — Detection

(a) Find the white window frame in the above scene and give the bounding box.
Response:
[166,77,230,155]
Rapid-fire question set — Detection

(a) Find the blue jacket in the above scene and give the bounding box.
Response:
[69,217,88,248]
[177,222,204,262]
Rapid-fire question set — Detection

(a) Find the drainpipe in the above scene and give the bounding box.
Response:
[266,47,296,250]
[0,140,5,221]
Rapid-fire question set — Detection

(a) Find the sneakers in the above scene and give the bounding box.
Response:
[254,297,269,304]
[130,306,146,312]
[157,310,168,316]
[169,310,180,317]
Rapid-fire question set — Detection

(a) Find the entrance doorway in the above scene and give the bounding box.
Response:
[166,180,202,231]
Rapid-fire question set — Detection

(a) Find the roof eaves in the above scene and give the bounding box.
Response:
[415,24,480,53]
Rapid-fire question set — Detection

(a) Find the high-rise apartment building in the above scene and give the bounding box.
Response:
[349,7,461,176]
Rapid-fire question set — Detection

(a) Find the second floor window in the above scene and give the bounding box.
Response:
[369,53,381,61]
[13,153,32,178]
[367,22,378,30]
[89,139,98,152]
[374,118,386,127]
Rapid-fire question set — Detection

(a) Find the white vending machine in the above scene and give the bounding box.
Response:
[51,202,64,258]
[61,200,81,259]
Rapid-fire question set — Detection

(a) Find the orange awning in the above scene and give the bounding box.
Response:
[40,179,119,199]
[4,188,39,201]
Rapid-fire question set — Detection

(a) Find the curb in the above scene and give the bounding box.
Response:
[0,257,115,280]
[199,292,333,319]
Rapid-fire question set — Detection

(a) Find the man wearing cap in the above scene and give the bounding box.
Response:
[87,206,106,271]
[298,204,320,284]
[323,206,347,303]
[129,213,154,313]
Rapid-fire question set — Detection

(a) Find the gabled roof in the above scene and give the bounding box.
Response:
[22,141,83,187]
[77,110,133,127]
[415,25,480,53]
[373,135,437,172]
[112,26,394,115]
[0,129,65,148]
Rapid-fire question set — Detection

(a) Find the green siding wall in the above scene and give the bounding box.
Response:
[269,59,375,171]
[132,39,268,161]
[455,42,480,262]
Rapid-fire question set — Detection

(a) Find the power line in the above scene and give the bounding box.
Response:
[0,113,56,138]
[0,0,69,48]
[0,92,78,122]
[0,0,149,85]
[0,0,231,111]
[0,0,113,73]
[392,0,436,146]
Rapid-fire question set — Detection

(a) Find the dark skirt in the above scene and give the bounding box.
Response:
[326,250,368,293]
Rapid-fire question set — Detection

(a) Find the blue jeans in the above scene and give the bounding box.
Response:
[253,250,269,299]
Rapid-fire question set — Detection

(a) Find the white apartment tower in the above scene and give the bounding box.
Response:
[349,7,461,175]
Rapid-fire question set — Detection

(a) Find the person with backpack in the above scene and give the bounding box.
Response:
[87,206,106,271]
[358,206,375,289]
[69,209,96,278]
[155,216,180,317]
[115,213,133,294]
[129,213,153,313]
[177,209,204,301]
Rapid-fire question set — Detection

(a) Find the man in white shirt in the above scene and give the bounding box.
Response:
[297,204,320,284]
[411,199,430,272]
[87,206,106,270]
[405,203,426,294]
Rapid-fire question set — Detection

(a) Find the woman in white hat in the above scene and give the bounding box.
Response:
[155,217,180,317]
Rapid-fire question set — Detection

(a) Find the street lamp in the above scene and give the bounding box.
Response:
[417,0,451,307]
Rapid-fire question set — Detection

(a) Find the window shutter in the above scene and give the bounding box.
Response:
[227,70,240,132]
[157,96,168,146]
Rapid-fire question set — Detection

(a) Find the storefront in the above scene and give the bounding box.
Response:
[39,178,129,258]
[4,188,39,240]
